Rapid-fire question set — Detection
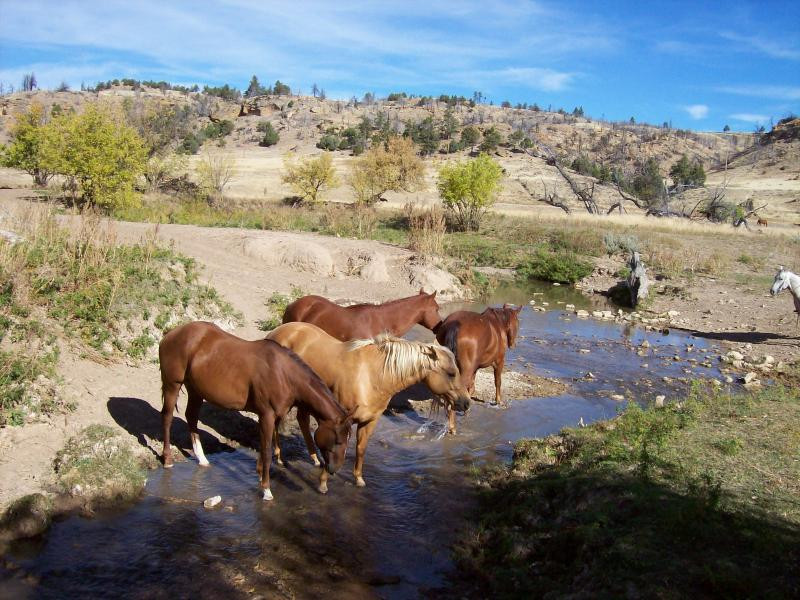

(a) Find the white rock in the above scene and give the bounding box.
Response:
[725,351,744,362]
[203,495,222,509]
[724,375,734,383]
[742,372,758,384]
[579,348,590,354]
[576,310,590,318]
[655,395,665,407]
[552,282,561,286]
[667,310,680,317]
[611,394,625,402]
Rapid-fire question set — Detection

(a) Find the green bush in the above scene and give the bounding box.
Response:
[259,122,279,147]
[257,287,304,331]
[517,248,593,283]
[317,134,340,151]
[438,153,503,231]
[603,232,639,255]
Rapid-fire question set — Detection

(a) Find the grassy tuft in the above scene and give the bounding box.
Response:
[517,248,594,283]
[53,424,151,501]
[257,286,305,331]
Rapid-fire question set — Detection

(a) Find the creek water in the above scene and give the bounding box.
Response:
[0,283,726,599]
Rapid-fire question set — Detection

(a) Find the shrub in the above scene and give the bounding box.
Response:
[259,122,279,147]
[1,102,56,186]
[437,153,503,231]
[316,134,340,151]
[39,103,147,210]
[517,248,593,283]
[196,153,236,203]
[669,154,706,188]
[203,119,234,139]
[281,152,339,204]
[603,232,639,256]
[349,136,425,205]
[479,126,503,152]
[461,126,480,150]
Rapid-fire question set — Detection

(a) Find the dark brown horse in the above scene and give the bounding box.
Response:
[159,321,354,500]
[281,289,442,341]
[435,304,523,433]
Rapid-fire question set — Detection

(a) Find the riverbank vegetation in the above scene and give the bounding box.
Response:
[457,383,800,597]
[0,206,239,426]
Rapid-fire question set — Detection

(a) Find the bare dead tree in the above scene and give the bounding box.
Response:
[519,179,571,213]
[547,156,599,214]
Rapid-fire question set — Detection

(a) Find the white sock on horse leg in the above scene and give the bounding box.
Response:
[191,432,210,466]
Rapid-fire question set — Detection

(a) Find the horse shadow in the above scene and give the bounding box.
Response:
[107,397,234,461]
[390,383,447,427]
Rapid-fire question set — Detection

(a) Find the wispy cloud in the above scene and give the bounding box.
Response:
[716,85,800,101]
[720,32,800,61]
[684,104,709,119]
[730,113,769,123]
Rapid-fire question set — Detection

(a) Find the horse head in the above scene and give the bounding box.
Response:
[771,266,791,296]
[421,343,471,413]
[314,407,355,475]
[502,304,523,348]
[417,288,443,331]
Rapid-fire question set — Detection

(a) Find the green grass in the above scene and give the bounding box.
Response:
[256,286,305,331]
[517,248,594,284]
[458,383,800,598]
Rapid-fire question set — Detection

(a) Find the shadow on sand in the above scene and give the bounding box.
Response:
[689,329,799,345]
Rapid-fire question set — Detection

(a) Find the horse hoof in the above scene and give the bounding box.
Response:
[163,461,173,469]
[198,459,210,467]
[318,485,328,494]
[277,458,285,467]
[355,477,366,488]
[262,488,274,501]
[311,455,321,467]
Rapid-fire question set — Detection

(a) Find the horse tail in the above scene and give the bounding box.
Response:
[442,322,460,364]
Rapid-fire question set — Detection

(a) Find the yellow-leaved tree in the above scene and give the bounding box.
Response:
[437,153,503,231]
[40,103,147,210]
[281,152,339,204]
[0,102,54,186]
[348,136,425,205]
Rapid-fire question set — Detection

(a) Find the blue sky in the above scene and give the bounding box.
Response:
[0,0,798,131]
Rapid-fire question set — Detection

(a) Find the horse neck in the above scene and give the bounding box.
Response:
[374,346,432,397]
[372,296,427,335]
[789,272,800,298]
[294,369,342,423]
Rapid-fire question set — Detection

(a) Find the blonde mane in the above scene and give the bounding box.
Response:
[345,333,455,381]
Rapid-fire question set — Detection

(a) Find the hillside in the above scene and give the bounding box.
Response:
[2,86,798,222]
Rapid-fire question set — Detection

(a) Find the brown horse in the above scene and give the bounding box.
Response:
[757,217,768,227]
[281,289,442,341]
[159,321,354,500]
[266,322,471,492]
[435,305,523,433]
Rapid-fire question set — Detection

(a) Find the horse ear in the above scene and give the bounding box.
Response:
[514,305,523,313]
[431,290,437,298]
[425,345,439,360]
[419,288,425,295]
[503,303,509,309]
[779,265,785,272]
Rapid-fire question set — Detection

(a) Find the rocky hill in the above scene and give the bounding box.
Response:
[4,86,798,221]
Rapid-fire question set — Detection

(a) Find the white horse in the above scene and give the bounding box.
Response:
[770,266,800,326]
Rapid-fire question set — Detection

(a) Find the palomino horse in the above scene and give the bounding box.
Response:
[266,322,471,492]
[770,266,800,326]
[159,322,354,500]
[436,305,523,434]
[281,289,442,341]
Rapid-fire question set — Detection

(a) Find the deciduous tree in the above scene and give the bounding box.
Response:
[437,153,503,231]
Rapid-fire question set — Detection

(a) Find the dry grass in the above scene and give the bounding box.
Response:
[405,201,445,261]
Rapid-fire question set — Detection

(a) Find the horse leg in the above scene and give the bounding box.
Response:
[493,356,505,406]
[161,381,181,468]
[185,390,209,467]
[273,417,284,467]
[447,407,457,435]
[258,412,276,501]
[297,406,321,467]
[353,419,379,488]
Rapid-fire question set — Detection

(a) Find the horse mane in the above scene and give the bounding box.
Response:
[346,334,454,381]
[442,322,460,364]
[262,339,347,417]
[482,306,513,327]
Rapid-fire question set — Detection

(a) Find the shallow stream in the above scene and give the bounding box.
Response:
[0,283,726,599]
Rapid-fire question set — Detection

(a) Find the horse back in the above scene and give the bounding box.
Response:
[436,311,503,369]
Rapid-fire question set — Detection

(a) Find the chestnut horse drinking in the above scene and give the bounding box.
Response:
[267,322,471,493]
[281,289,442,341]
[436,304,523,433]
[159,321,353,500]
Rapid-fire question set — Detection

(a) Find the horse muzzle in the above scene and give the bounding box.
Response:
[454,395,471,413]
